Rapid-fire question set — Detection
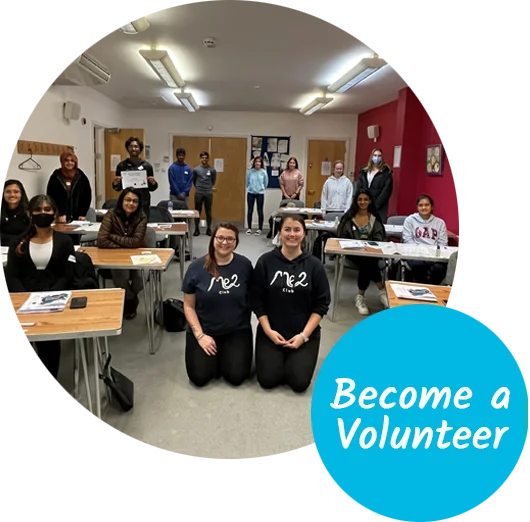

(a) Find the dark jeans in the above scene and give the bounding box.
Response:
[36,340,61,378]
[352,256,382,291]
[407,260,447,285]
[185,329,253,387]
[255,326,320,393]
[247,193,264,230]
[195,192,213,230]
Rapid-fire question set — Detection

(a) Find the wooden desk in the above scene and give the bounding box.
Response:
[79,247,174,355]
[385,281,451,308]
[10,288,125,419]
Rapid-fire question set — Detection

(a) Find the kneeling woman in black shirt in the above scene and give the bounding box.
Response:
[182,223,253,387]
[5,195,75,378]
[251,214,331,393]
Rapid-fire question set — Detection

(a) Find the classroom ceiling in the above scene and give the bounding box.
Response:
[55,1,408,114]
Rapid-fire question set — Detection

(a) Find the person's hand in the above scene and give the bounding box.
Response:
[113,176,121,185]
[58,215,67,224]
[147,176,156,185]
[198,335,217,356]
[78,216,87,221]
[177,194,185,201]
[266,329,287,345]
[284,334,304,350]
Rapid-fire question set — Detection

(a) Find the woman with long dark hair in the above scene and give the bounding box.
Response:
[1,179,30,246]
[246,156,268,236]
[5,194,75,378]
[182,223,253,387]
[97,188,147,319]
[337,189,388,315]
[279,157,304,200]
[251,214,330,393]
[357,148,393,223]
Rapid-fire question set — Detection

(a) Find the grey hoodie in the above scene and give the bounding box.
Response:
[402,213,448,246]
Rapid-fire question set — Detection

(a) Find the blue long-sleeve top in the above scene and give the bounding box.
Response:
[168,162,193,197]
[246,168,268,194]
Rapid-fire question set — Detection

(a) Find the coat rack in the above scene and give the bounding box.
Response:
[18,149,42,171]
[17,140,74,156]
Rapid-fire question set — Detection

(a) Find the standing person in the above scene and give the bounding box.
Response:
[251,214,331,393]
[97,188,148,320]
[279,157,304,200]
[337,189,388,315]
[246,156,269,236]
[192,151,217,236]
[5,195,75,379]
[182,223,253,387]
[168,147,192,206]
[357,148,393,223]
[1,180,30,246]
[402,194,448,285]
[112,137,157,218]
[320,160,353,214]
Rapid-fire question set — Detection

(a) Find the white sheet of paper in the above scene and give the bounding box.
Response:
[338,239,366,249]
[272,170,279,177]
[278,140,289,154]
[122,170,147,189]
[110,154,121,172]
[321,161,332,176]
[214,158,224,172]
[1,246,9,254]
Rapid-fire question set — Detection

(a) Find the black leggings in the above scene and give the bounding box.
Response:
[352,256,382,291]
[36,340,61,379]
[407,260,447,285]
[247,193,264,230]
[185,329,253,387]
[255,326,320,393]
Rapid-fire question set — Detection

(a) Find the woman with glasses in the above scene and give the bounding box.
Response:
[182,223,253,387]
[97,188,147,320]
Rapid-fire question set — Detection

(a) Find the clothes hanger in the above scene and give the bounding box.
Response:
[18,148,42,171]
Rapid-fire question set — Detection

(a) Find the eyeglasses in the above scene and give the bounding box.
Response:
[215,236,236,244]
[124,198,139,205]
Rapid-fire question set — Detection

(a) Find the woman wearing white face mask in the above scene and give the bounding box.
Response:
[357,148,393,223]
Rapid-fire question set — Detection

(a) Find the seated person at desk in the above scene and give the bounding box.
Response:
[337,189,388,315]
[97,188,147,320]
[402,194,448,285]
[5,194,75,379]
[1,179,30,246]
[182,223,253,387]
[320,160,353,214]
[251,215,330,393]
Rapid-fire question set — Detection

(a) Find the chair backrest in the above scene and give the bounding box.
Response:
[85,207,96,222]
[158,199,188,210]
[102,199,118,210]
[313,201,321,209]
[442,250,458,286]
[279,199,304,208]
[387,215,407,226]
[145,227,157,248]
[148,206,173,223]
[324,212,344,222]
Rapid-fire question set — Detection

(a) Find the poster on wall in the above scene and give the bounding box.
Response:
[110,154,121,172]
[426,144,443,175]
[250,135,290,189]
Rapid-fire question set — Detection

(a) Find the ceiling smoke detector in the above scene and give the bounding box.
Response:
[203,37,216,48]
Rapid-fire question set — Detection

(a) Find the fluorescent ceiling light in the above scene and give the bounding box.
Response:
[174,91,199,112]
[139,49,185,89]
[300,96,333,116]
[120,17,150,34]
[328,57,387,93]
[75,53,111,84]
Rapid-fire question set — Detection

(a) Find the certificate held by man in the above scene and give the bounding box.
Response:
[122,170,148,189]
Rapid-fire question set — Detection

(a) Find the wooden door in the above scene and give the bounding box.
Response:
[210,137,247,222]
[104,128,145,204]
[173,136,210,214]
[306,140,347,208]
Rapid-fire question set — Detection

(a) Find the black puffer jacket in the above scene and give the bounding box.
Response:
[47,169,92,221]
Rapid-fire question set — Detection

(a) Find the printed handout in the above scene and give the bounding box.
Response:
[267,138,278,152]
[278,140,289,154]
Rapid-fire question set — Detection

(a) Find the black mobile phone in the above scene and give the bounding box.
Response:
[366,241,379,246]
[70,296,88,309]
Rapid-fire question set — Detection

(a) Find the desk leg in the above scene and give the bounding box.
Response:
[331,255,345,323]
[142,269,155,355]
[188,220,194,260]
[157,271,164,327]
[92,338,101,419]
[73,340,80,399]
[79,338,93,414]
[179,236,185,280]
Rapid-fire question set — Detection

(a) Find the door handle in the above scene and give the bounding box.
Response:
[308,190,315,195]
[212,187,218,192]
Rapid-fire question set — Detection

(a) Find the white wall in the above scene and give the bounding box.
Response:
[6,86,127,201]
[126,109,358,226]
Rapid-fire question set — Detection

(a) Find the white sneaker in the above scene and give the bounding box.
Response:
[379,289,389,308]
[246,229,252,235]
[255,230,262,236]
[355,294,369,316]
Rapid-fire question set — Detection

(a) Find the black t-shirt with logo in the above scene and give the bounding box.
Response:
[182,252,253,336]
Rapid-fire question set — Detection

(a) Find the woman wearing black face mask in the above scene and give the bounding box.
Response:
[5,195,75,379]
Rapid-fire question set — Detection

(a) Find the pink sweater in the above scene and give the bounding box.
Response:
[279,169,304,197]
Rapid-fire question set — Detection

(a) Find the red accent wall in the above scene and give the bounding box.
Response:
[356,88,528,233]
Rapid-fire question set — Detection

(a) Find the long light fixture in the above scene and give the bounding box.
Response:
[139,49,185,89]
[300,96,333,116]
[120,17,150,34]
[328,56,387,93]
[75,53,111,84]
[174,91,199,112]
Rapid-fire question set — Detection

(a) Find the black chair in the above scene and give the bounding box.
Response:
[102,199,118,210]
[158,199,188,210]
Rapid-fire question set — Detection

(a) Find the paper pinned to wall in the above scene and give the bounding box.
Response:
[321,161,332,176]
[163,156,170,163]
[154,163,161,173]
[272,170,279,177]
[145,145,151,160]
[110,154,121,172]
[278,140,289,154]
[214,158,224,172]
